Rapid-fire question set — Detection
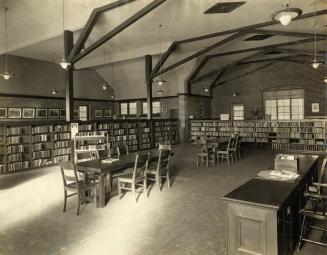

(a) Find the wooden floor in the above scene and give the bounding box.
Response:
[0,144,326,255]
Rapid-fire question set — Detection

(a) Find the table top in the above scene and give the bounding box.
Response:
[206,137,229,144]
[77,149,168,174]
[222,154,319,209]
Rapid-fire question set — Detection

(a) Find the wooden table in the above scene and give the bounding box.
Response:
[222,154,319,255]
[206,137,229,148]
[77,149,166,208]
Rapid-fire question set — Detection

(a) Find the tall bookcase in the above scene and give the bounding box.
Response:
[189,119,327,153]
[0,119,179,174]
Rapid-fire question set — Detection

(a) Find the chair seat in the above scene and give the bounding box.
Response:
[147,167,167,175]
[217,150,229,154]
[66,181,96,191]
[118,174,144,183]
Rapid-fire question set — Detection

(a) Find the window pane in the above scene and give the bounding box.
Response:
[120,103,128,115]
[79,105,88,121]
[233,105,244,120]
[265,99,277,120]
[277,99,290,120]
[129,102,137,115]
[291,98,304,120]
[142,102,148,114]
[152,101,161,114]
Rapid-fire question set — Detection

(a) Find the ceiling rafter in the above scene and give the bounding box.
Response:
[68,0,137,61]
[150,8,327,79]
[70,0,167,64]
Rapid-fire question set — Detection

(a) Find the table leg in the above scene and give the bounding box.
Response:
[98,173,106,208]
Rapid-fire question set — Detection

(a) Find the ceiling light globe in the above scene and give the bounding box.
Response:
[158,80,163,86]
[324,77,327,84]
[51,89,58,95]
[312,62,320,69]
[59,59,71,70]
[1,72,12,80]
[204,88,209,93]
[278,13,292,26]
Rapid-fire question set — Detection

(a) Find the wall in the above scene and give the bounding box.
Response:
[211,57,327,119]
[0,95,113,122]
[0,54,114,99]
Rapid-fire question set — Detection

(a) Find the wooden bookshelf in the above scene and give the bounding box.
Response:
[189,119,327,153]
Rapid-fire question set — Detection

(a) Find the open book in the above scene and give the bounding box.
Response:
[256,169,300,181]
[101,158,119,164]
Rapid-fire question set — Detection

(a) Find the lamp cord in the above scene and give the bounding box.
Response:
[4,7,8,72]
[159,24,162,80]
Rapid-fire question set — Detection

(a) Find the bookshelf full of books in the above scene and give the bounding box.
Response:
[189,119,327,153]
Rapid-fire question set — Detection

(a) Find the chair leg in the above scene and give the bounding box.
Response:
[227,154,230,165]
[197,156,199,167]
[77,191,81,216]
[167,171,171,189]
[156,174,161,191]
[118,180,122,199]
[144,179,148,198]
[298,215,307,252]
[133,184,137,202]
[63,191,67,212]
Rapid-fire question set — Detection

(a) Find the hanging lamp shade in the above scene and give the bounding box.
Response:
[100,81,110,90]
[1,71,12,80]
[271,4,302,26]
[59,58,71,69]
[311,59,323,69]
[1,7,13,80]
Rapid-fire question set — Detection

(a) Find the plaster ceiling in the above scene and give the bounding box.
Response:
[1,0,327,73]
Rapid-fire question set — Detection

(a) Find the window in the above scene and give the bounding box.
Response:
[78,105,88,121]
[264,98,304,120]
[142,102,148,115]
[277,99,290,120]
[233,104,244,120]
[152,101,161,114]
[263,88,304,120]
[265,100,277,120]
[120,103,128,115]
[129,102,137,115]
[291,98,304,120]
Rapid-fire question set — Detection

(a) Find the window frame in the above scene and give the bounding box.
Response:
[232,104,244,120]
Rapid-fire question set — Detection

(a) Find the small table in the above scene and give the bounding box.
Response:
[77,149,168,208]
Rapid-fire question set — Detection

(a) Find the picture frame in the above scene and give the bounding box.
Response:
[8,108,22,119]
[22,108,35,119]
[36,109,47,119]
[103,109,111,118]
[312,103,319,113]
[60,109,66,118]
[0,108,7,118]
[48,109,59,118]
[162,105,168,113]
[95,109,103,118]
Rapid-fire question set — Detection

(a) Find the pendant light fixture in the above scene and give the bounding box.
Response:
[51,89,58,95]
[154,24,167,93]
[59,0,71,70]
[271,3,302,26]
[1,7,13,80]
[312,3,323,69]
[100,45,110,90]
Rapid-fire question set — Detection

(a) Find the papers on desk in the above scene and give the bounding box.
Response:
[101,158,119,164]
[256,169,300,182]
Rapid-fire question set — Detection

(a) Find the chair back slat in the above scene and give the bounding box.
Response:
[116,145,129,156]
[159,144,171,151]
[59,161,79,187]
[132,153,149,180]
[158,149,171,170]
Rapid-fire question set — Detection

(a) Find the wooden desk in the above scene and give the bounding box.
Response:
[222,154,319,255]
[77,149,167,208]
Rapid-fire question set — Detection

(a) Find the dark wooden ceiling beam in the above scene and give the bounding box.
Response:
[68,0,136,61]
[206,50,268,89]
[250,29,327,39]
[152,9,327,79]
[151,31,247,78]
[71,0,167,64]
[238,54,306,65]
[213,62,277,88]
[185,56,210,95]
[271,48,324,57]
[151,42,177,76]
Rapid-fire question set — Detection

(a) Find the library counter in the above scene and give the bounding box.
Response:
[222,154,319,255]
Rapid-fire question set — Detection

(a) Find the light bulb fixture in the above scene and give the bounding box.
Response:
[153,24,167,86]
[51,89,58,95]
[157,87,164,94]
[271,4,302,26]
[312,59,323,69]
[323,77,327,84]
[111,95,115,99]
[204,88,209,93]
[59,58,71,69]
[1,7,13,80]
[311,7,323,69]
[100,82,109,90]
[233,92,238,97]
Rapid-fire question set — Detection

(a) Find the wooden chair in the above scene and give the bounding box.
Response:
[229,134,241,162]
[298,157,327,250]
[216,136,234,165]
[116,145,129,156]
[196,137,215,167]
[117,153,149,202]
[146,146,172,191]
[59,161,97,215]
[75,150,98,182]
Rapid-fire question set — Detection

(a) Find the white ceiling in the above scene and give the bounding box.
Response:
[1,0,327,71]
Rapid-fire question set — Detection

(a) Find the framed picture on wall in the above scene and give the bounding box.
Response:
[60,109,66,118]
[8,108,22,118]
[36,109,47,119]
[312,103,319,113]
[95,109,103,118]
[0,108,7,118]
[48,109,59,118]
[22,108,35,119]
[103,109,111,118]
